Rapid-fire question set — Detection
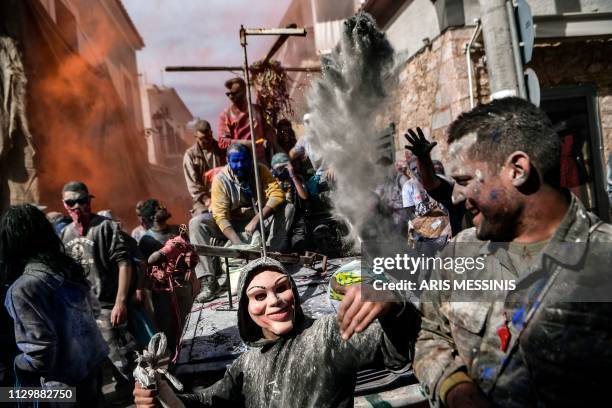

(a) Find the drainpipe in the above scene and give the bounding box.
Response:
[465,19,481,109]
[478,0,521,99]
[505,0,527,98]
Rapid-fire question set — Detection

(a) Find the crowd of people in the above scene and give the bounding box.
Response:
[1,88,611,407]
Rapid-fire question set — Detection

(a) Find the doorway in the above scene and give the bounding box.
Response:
[541,84,609,221]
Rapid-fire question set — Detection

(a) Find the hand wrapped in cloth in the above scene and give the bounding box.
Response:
[133,333,185,408]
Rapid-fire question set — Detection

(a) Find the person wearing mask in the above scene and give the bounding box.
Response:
[1,204,108,405]
[60,181,137,400]
[189,144,290,302]
[134,257,419,407]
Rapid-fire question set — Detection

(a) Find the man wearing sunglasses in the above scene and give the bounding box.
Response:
[218,77,281,164]
[60,181,137,395]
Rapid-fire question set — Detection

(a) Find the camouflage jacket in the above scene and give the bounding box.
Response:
[414,195,612,407]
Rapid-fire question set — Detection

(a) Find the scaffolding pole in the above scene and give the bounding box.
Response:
[239,25,308,259]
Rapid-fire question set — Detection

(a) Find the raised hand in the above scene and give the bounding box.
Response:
[404,127,437,158]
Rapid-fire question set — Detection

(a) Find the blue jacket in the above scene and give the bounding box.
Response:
[4,262,109,385]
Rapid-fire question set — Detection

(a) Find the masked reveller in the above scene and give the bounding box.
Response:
[60,181,137,393]
[134,257,420,407]
[189,144,293,303]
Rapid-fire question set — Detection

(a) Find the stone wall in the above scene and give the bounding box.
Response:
[386,29,612,178]
[384,26,477,162]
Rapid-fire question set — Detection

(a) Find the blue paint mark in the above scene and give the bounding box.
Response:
[490,130,501,142]
[512,305,526,329]
[490,190,498,200]
[481,366,496,380]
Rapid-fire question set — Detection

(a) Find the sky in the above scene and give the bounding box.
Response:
[122,0,292,125]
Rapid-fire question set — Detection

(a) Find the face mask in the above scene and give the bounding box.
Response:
[247,271,296,340]
[228,151,252,179]
[63,199,92,235]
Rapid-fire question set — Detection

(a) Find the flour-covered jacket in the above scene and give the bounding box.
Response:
[414,194,612,407]
[4,262,108,386]
[178,258,419,408]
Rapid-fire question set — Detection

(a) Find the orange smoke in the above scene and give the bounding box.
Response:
[20,0,152,228]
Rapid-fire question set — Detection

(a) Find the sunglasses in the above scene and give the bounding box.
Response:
[64,197,89,207]
[225,90,241,97]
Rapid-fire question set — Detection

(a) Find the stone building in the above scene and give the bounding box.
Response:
[365,0,612,219]
[274,0,612,219]
[0,0,150,225]
[141,83,193,223]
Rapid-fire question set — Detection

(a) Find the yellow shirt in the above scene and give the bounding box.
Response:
[210,164,285,231]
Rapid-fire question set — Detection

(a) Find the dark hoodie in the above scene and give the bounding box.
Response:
[178,258,419,407]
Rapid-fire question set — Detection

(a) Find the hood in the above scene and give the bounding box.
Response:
[237,257,305,347]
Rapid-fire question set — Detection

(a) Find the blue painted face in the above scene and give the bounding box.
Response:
[228,150,251,179]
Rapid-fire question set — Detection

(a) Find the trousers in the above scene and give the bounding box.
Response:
[188,204,294,278]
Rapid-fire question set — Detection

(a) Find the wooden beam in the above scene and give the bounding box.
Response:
[264,23,298,63]
[165,65,320,73]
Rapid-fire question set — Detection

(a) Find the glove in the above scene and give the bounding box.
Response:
[404,127,437,158]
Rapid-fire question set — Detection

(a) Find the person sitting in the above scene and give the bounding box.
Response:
[183,119,226,217]
[138,199,180,259]
[271,152,310,252]
[275,118,297,154]
[1,204,108,404]
[189,144,292,303]
[134,257,420,408]
[218,77,280,164]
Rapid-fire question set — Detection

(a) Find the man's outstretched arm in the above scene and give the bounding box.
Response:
[404,127,441,191]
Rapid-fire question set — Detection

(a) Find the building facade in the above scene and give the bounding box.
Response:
[0,0,150,225]
[274,0,612,219]
[141,83,194,224]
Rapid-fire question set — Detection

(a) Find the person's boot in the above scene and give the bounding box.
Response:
[193,276,220,303]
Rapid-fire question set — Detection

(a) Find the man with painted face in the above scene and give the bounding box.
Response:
[60,181,138,392]
[413,97,612,407]
[134,257,419,407]
[189,144,290,302]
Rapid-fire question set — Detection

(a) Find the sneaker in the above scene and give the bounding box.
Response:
[193,276,221,303]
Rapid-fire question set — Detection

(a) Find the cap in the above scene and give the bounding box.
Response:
[62,181,94,200]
